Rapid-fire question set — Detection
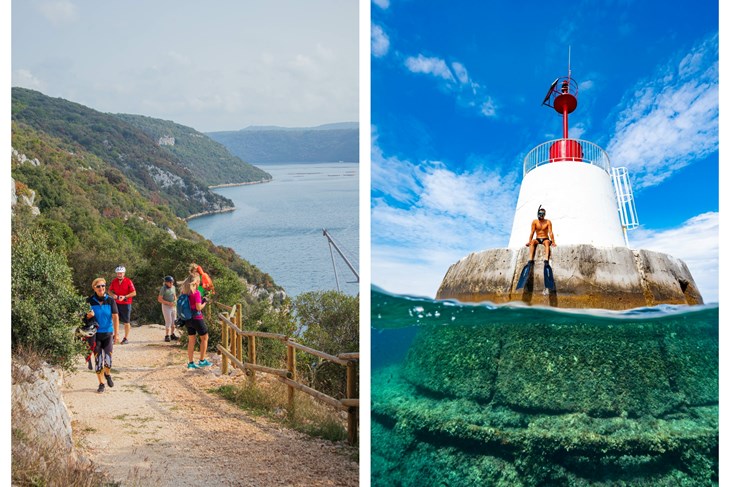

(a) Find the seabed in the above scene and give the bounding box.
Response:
[372,317,718,486]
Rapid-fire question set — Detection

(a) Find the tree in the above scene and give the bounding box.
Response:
[294,291,359,398]
[12,224,85,369]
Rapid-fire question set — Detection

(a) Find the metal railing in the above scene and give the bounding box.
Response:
[523,138,611,176]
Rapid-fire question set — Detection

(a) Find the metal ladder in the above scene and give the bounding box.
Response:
[611,167,639,247]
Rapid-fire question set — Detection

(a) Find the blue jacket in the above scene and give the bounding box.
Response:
[87,294,118,334]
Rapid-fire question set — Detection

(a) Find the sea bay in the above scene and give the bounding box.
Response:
[188,162,359,297]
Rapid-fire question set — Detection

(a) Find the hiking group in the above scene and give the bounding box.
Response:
[79,263,215,393]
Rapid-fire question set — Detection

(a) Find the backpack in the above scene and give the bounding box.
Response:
[176,293,192,320]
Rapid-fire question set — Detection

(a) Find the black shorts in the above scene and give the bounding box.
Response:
[117,304,131,323]
[94,332,114,372]
[186,319,208,336]
[536,238,552,245]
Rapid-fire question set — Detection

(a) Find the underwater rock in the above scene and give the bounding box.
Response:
[373,306,718,486]
[436,245,703,309]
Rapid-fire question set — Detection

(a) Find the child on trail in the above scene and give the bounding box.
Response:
[158,276,178,342]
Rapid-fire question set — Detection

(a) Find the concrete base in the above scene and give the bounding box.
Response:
[436,245,703,309]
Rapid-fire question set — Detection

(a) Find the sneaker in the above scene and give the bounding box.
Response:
[170,333,179,341]
[97,383,105,393]
[105,374,114,388]
[121,337,129,345]
[187,362,200,369]
[198,359,212,367]
[164,335,171,342]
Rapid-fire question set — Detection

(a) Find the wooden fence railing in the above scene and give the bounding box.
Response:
[214,302,359,444]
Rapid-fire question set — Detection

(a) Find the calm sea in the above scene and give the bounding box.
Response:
[188,163,358,297]
[371,287,718,486]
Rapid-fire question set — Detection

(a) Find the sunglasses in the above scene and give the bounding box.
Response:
[95,284,106,288]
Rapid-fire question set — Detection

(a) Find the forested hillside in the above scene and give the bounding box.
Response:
[207,123,358,163]
[11,90,285,358]
[12,88,236,218]
[115,114,271,187]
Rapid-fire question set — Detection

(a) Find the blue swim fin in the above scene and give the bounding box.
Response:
[543,260,555,290]
[516,260,534,290]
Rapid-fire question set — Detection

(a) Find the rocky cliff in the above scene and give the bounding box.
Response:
[437,245,703,309]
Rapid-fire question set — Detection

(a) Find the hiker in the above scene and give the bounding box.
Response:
[189,262,214,297]
[108,265,136,344]
[86,277,119,393]
[180,274,212,369]
[78,310,98,370]
[158,276,178,342]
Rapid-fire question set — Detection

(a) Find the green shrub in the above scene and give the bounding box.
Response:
[295,291,359,398]
[11,224,85,370]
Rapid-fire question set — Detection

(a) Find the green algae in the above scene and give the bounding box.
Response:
[371,295,718,486]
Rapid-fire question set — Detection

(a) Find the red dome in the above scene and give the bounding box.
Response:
[549,139,583,162]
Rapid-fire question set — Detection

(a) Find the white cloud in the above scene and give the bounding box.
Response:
[372,137,519,296]
[403,54,497,118]
[372,0,390,9]
[451,62,469,85]
[629,212,718,303]
[34,0,77,25]
[607,34,718,189]
[371,24,390,58]
[578,79,594,91]
[480,97,496,117]
[405,54,455,82]
[12,69,44,90]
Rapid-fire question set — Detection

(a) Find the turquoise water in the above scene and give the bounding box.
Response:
[188,163,358,297]
[371,287,719,486]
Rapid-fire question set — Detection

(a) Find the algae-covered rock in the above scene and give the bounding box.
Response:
[372,305,718,486]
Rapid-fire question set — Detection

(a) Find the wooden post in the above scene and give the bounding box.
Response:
[248,335,256,382]
[236,305,243,364]
[229,312,237,361]
[346,361,358,445]
[287,343,296,415]
[221,317,229,375]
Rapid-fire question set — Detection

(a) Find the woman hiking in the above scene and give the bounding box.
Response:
[180,274,212,369]
[86,277,119,393]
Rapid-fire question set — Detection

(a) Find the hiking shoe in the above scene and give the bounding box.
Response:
[198,359,213,367]
[164,335,171,342]
[121,337,129,345]
[187,362,200,369]
[97,383,105,393]
[170,333,179,341]
[105,374,114,388]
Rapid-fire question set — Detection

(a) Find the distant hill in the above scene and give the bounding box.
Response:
[11,87,234,218]
[207,123,359,163]
[115,114,271,187]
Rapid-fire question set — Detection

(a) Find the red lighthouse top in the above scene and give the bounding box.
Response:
[542,75,582,162]
[542,76,579,138]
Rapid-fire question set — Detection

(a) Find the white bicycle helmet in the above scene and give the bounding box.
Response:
[77,321,98,338]
[115,265,126,273]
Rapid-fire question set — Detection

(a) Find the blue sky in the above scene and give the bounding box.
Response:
[370,0,719,303]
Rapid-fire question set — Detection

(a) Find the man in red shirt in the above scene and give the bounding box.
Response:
[108,265,137,344]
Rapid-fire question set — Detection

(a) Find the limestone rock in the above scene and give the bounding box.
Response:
[436,245,702,309]
[12,361,74,452]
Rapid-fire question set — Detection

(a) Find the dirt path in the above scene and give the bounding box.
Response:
[63,324,359,486]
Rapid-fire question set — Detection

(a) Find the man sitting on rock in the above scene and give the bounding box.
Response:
[526,206,556,260]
